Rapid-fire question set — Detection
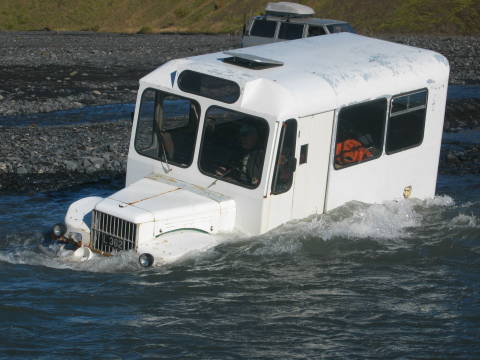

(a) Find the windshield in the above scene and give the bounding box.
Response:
[199,106,269,189]
[134,88,200,168]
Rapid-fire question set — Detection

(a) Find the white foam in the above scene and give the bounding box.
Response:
[450,213,478,227]
[422,195,455,207]
[0,239,138,273]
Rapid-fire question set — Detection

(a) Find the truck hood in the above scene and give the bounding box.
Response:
[95,174,236,235]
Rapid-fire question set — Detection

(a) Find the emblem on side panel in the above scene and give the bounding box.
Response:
[403,186,412,199]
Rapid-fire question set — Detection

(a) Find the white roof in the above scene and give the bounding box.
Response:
[141,33,449,119]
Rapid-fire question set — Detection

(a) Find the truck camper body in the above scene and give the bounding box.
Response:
[56,33,449,266]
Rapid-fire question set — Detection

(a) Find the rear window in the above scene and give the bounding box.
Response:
[250,19,277,38]
[278,22,304,40]
[178,70,240,104]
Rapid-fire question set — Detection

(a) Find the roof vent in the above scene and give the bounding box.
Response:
[265,2,315,18]
[222,51,283,70]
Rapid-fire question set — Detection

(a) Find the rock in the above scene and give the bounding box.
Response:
[92,90,102,96]
[64,160,79,171]
[0,95,4,101]
[16,167,28,175]
[447,152,459,163]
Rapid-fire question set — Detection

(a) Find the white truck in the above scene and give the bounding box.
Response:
[52,33,449,267]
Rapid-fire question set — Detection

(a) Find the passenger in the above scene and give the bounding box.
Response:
[335,138,372,166]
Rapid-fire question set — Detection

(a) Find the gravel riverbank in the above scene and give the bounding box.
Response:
[0,31,478,193]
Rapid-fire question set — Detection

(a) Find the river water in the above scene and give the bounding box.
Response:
[1,172,479,359]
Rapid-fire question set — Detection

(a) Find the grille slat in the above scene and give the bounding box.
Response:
[91,210,137,254]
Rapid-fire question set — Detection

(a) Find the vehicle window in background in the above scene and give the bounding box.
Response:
[134,88,199,168]
[386,90,428,154]
[272,119,297,194]
[199,106,269,189]
[278,22,304,40]
[307,25,327,37]
[250,19,278,37]
[326,23,355,33]
[335,98,387,169]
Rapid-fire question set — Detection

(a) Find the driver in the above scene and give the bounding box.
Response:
[216,123,265,186]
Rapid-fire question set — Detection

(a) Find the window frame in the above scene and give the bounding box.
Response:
[334,98,388,170]
[385,88,428,155]
[134,87,201,169]
[197,105,270,190]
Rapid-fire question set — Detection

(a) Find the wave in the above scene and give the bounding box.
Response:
[1,194,478,271]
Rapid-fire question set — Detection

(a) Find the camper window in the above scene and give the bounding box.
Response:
[178,70,240,104]
[272,119,297,195]
[307,25,327,37]
[250,19,278,38]
[386,89,428,154]
[134,88,200,168]
[278,22,304,40]
[334,98,387,169]
[199,106,269,189]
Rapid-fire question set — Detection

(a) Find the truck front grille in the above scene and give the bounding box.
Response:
[91,210,137,254]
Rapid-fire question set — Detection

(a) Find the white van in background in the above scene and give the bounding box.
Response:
[242,2,355,47]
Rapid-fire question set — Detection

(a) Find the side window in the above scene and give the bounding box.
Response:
[307,25,326,37]
[278,22,304,40]
[272,120,297,195]
[250,19,277,38]
[134,88,200,168]
[326,23,355,33]
[386,90,428,154]
[335,98,387,169]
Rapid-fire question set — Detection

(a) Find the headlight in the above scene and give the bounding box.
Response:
[139,253,154,268]
[52,223,67,238]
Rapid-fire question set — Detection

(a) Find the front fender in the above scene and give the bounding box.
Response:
[65,196,103,246]
[138,229,218,264]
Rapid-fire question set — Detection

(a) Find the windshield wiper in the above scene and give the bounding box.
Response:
[159,133,172,173]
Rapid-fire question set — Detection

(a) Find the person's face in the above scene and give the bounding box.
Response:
[240,132,258,150]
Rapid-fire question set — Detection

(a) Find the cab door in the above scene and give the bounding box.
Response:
[291,111,334,219]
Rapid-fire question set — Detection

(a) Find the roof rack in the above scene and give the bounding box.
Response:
[222,51,284,70]
[265,2,315,18]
